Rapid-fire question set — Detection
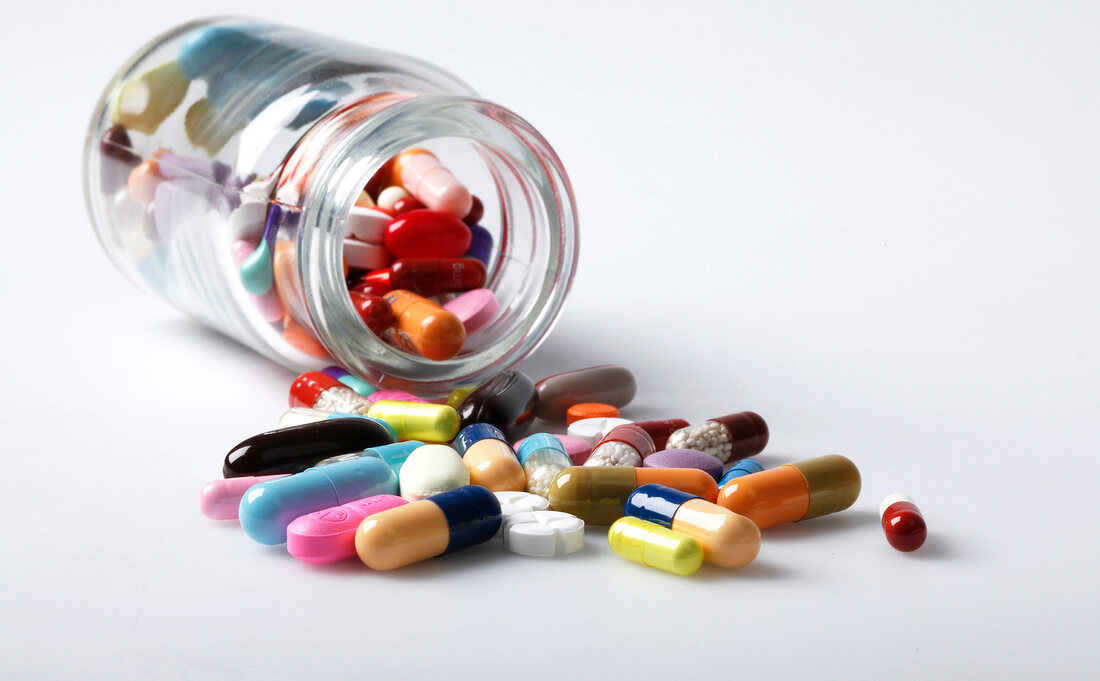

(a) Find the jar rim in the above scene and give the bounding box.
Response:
[294,94,579,396]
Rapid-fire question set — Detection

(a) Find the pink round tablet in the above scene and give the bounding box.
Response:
[443,288,498,333]
[513,433,593,466]
[643,448,724,481]
[287,494,407,564]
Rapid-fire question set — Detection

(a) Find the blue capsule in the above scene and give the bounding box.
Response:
[718,459,765,488]
[238,451,400,545]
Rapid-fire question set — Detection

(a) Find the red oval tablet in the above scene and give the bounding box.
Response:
[384,209,472,258]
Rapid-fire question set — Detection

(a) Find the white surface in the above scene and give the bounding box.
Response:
[1,2,1098,679]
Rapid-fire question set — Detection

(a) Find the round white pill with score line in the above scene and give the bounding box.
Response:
[503,510,584,557]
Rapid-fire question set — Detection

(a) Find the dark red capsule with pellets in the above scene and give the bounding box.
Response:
[880,494,927,552]
[633,418,691,451]
[390,258,487,296]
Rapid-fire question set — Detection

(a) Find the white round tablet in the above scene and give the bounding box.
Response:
[502,510,585,557]
[566,417,633,446]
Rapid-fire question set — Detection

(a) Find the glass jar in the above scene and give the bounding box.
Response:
[83,17,578,397]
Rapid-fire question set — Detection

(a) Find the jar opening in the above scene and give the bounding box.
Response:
[297,96,578,396]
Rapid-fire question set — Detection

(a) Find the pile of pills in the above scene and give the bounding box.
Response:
[200,364,928,574]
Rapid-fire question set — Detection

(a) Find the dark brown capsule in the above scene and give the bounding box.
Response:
[222,417,395,477]
[458,371,538,439]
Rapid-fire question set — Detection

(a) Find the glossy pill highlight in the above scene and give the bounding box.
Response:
[717,454,861,529]
[547,466,719,526]
[624,484,760,568]
[881,493,927,552]
[366,400,460,442]
[608,517,703,576]
[355,485,501,570]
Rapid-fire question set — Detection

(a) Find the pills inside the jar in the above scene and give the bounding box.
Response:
[443,288,499,334]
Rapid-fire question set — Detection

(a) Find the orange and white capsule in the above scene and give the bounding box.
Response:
[881,493,927,552]
[392,148,473,218]
[717,454,861,529]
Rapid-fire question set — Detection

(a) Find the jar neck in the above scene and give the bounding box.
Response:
[275,94,578,396]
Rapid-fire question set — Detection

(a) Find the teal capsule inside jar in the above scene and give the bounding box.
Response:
[83,18,578,397]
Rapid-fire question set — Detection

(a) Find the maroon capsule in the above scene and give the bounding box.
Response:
[349,269,393,297]
[632,418,691,451]
[349,291,395,334]
[881,494,927,552]
[390,258,487,296]
[384,209,472,258]
[462,195,484,226]
[100,124,141,194]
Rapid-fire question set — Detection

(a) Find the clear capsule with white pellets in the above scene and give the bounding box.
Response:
[624,483,760,568]
[453,424,526,492]
[289,371,373,414]
[583,425,655,467]
[516,434,572,498]
[665,411,769,463]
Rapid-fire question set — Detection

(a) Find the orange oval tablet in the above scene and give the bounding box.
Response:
[566,403,621,425]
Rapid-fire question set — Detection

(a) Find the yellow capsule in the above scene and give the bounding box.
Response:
[446,386,474,410]
[607,517,703,576]
[366,401,460,442]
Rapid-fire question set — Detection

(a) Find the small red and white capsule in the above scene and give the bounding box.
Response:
[880,493,927,552]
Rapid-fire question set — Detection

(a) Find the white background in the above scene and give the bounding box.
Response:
[2,2,1098,679]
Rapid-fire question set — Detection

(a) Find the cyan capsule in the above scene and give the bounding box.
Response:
[718,459,765,488]
[238,451,401,545]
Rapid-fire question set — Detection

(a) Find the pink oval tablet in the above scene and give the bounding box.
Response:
[643,448,724,481]
[513,433,593,466]
[443,288,498,333]
[287,494,407,564]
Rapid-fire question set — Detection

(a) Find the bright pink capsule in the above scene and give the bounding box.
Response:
[349,291,395,334]
[880,493,927,552]
[384,210,472,258]
[390,258,487,296]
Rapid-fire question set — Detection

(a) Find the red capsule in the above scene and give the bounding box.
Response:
[462,195,484,226]
[633,418,691,451]
[349,291,396,334]
[364,157,396,198]
[390,258,487,296]
[391,196,425,215]
[384,210,471,258]
[880,494,927,552]
[349,269,393,296]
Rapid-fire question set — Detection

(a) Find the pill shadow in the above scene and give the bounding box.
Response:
[761,508,877,542]
[693,558,791,582]
[900,534,954,561]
